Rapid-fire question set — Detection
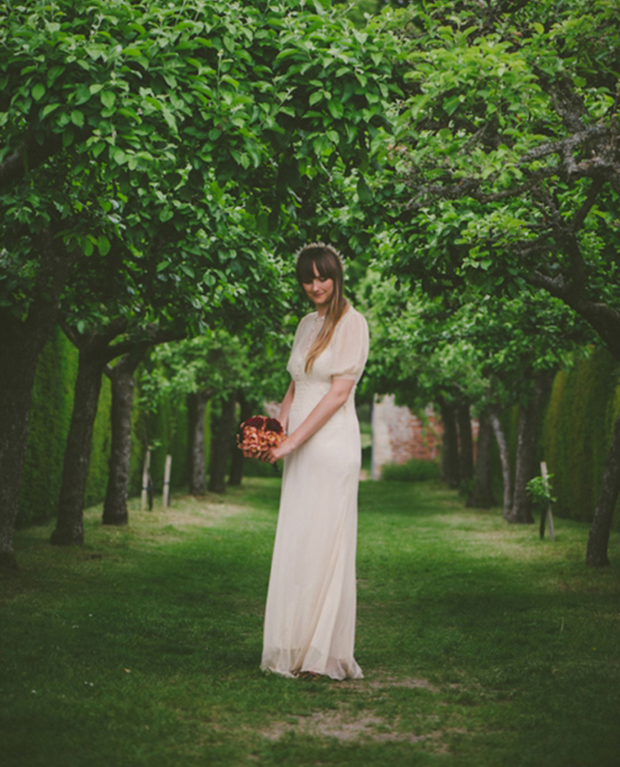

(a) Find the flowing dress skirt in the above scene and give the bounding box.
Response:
[261,378,363,680]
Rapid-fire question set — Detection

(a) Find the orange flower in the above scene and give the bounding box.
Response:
[237,415,284,458]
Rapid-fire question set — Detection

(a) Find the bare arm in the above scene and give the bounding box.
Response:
[264,378,355,463]
[278,379,295,433]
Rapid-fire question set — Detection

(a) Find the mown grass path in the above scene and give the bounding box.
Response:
[1,479,619,766]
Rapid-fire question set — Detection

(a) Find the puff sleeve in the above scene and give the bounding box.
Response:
[330,309,369,383]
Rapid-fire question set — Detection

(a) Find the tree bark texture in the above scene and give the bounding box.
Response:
[102,349,147,526]
[439,400,460,490]
[188,390,210,495]
[510,377,551,524]
[586,410,620,567]
[50,347,105,545]
[228,392,252,487]
[208,394,237,494]
[467,410,496,508]
[0,317,50,568]
[456,400,474,485]
[0,230,73,568]
[490,410,512,519]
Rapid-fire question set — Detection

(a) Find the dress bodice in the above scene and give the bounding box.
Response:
[286,307,369,388]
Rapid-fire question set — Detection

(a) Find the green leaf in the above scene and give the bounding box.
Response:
[181,264,195,278]
[32,84,45,102]
[356,176,373,204]
[47,66,64,84]
[327,98,344,120]
[41,103,60,118]
[101,91,116,109]
[97,235,111,256]
[71,110,85,127]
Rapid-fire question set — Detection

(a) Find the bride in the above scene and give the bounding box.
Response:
[261,243,369,680]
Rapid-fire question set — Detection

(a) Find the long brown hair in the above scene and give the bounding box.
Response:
[295,244,349,372]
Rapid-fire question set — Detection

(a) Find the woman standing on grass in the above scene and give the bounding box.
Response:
[260,243,369,680]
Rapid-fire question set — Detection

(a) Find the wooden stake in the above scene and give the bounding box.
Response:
[163,454,172,509]
[141,449,151,511]
[540,461,555,541]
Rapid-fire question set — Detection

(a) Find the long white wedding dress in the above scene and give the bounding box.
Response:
[261,306,369,680]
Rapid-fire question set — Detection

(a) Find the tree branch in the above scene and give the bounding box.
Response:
[104,324,186,363]
[573,177,605,232]
[526,270,620,360]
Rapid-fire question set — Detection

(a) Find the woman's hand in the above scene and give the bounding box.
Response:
[261,437,296,464]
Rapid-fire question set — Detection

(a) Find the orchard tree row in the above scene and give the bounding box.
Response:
[0,0,401,568]
[1,0,619,569]
[366,0,620,566]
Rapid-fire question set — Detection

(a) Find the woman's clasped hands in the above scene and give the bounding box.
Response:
[261,437,296,465]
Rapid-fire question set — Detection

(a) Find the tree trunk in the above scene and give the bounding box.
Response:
[586,410,620,567]
[467,409,496,508]
[229,392,251,487]
[52,322,181,543]
[208,394,237,494]
[0,229,73,568]
[102,349,147,526]
[439,400,460,489]
[510,377,551,524]
[510,404,538,524]
[456,400,474,486]
[50,346,105,545]
[0,317,51,568]
[490,410,512,519]
[188,390,210,495]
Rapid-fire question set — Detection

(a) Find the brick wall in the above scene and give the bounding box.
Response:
[371,395,478,480]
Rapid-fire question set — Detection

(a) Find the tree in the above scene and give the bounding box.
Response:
[360,266,588,516]
[148,332,250,495]
[0,0,403,566]
[377,0,620,562]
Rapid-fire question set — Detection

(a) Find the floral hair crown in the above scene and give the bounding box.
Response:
[294,242,346,270]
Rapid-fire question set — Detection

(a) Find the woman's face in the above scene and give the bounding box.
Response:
[302,261,334,313]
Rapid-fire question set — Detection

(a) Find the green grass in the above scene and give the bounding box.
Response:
[1,479,619,767]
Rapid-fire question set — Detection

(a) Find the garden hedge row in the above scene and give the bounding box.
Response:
[542,350,620,525]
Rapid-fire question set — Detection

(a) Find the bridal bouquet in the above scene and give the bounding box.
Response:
[236,415,284,459]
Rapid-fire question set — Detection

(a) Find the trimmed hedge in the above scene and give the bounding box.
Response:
[381,458,441,482]
[17,327,78,526]
[542,351,620,526]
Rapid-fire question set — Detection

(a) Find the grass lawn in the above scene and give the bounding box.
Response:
[1,478,619,767]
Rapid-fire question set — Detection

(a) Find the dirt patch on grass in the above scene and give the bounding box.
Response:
[261,709,430,744]
[335,672,438,693]
[124,497,250,531]
[367,676,438,692]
